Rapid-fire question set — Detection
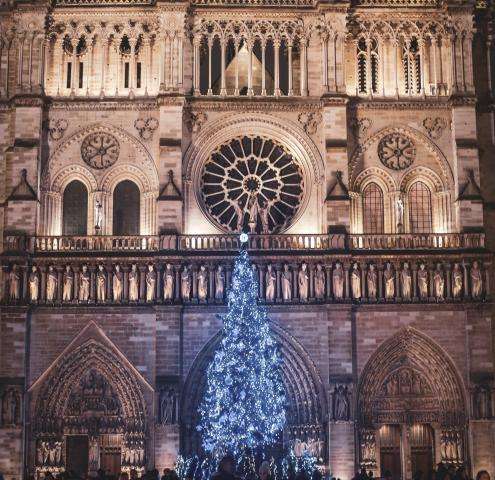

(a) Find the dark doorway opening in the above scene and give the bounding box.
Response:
[66,435,89,477]
[113,180,140,235]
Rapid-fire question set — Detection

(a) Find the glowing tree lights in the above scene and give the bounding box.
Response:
[198,247,286,457]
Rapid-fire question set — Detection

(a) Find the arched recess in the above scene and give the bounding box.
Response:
[113,180,140,235]
[181,325,328,459]
[62,180,88,235]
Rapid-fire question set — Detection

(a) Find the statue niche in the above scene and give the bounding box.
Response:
[1,387,22,427]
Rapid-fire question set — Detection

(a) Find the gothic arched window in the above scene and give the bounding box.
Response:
[62,180,88,235]
[363,182,384,234]
[403,37,421,94]
[357,37,379,95]
[408,181,432,233]
[113,180,140,235]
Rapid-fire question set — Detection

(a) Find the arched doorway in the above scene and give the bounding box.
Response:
[32,340,148,477]
[113,180,140,235]
[357,327,466,480]
[62,180,88,235]
[181,325,328,462]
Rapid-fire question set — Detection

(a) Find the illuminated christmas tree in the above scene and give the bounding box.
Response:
[198,247,286,457]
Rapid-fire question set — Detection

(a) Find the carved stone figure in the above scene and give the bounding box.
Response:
[145,264,156,302]
[315,263,325,300]
[333,262,344,300]
[29,266,40,302]
[298,263,309,301]
[45,266,58,302]
[360,430,376,466]
[418,263,428,299]
[215,265,225,300]
[282,264,292,301]
[1,388,20,426]
[247,194,259,233]
[181,265,191,300]
[333,385,350,421]
[129,264,139,302]
[401,262,412,299]
[96,265,106,302]
[62,265,74,302]
[474,384,491,419]
[265,264,276,302]
[113,265,123,302]
[9,265,20,301]
[452,263,463,299]
[160,387,178,425]
[367,264,377,300]
[384,263,395,300]
[471,261,483,299]
[233,200,245,232]
[433,263,445,300]
[79,265,90,302]
[259,200,270,234]
[198,265,208,301]
[351,263,361,300]
[163,264,174,301]
[396,198,404,232]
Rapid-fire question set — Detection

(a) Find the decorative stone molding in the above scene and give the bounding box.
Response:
[351,118,372,139]
[423,117,448,140]
[185,111,208,134]
[48,119,69,141]
[134,117,159,140]
[298,112,323,135]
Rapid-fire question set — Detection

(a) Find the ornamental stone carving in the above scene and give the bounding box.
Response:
[298,112,323,135]
[423,117,447,140]
[351,118,372,139]
[81,132,120,169]
[1,387,21,426]
[378,133,416,171]
[9,265,21,302]
[185,111,208,134]
[134,117,159,140]
[159,387,179,425]
[48,119,69,141]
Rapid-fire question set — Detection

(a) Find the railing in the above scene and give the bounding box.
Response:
[1,232,487,254]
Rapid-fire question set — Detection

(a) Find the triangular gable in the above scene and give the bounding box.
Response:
[158,169,182,201]
[7,169,38,202]
[326,171,350,201]
[458,169,483,201]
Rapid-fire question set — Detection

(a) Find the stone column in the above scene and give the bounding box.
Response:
[207,36,213,95]
[287,40,293,96]
[220,38,227,96]
[274,38,281,96]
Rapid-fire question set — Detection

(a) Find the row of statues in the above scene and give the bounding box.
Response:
[6,260,484,304]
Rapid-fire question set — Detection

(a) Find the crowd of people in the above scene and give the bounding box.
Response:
[348,466,492,480]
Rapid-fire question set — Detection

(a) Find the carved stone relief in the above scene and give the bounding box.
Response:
[298,112,323,135]
[134,117,159,140]
[378,133,416,170]
[423,117,447,140]
[48,119,69,141]
[81,132,120,169]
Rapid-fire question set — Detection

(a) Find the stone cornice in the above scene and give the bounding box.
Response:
[187,97,324,111]
[48,98,162,111]
[348,97,464,110]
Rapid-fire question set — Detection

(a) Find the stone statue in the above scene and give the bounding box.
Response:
[418,263,428,299]
[113,265,123,302]
[433,263,444,300]
[197,265,208,301]
[163,264,174,301]
[298,263,309,301]
[401,262,412,299]
[46,266,58,302]
[181,265,191,300]
[351,263,361,300]
[160,387,178,425]
[471,261,482,299]
[282,264,292,301]
[396,197,404,231]
[384,263,395,300]
[247,194,259,233]
[215,265,225,300]
[315,263,325,300]
[145,264,156,302]
[129,264,139,302]
[29,266,40,302]
[94,198,103,233]
[8,265,20,301]
[474,385,491,419]
[333,262,344,300]
[259,200,270,234]
[265,264,276,302]
[2,388,20,425]
[79,265,90,302]
[96,265,106,302]
[452,263,463,299]
[367,264,377,300]
[333,385,350,421]
[233,200,245,232]
[62,265,73,302]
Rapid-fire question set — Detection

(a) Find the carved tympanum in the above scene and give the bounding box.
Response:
[81,132,120,169]
[378,133,416,170]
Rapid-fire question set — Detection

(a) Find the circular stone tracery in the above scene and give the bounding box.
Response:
[200,135,304,233]
[378,133,416,171]
[81,132,120,170]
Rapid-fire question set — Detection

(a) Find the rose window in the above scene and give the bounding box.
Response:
[81,132,120,170]
[200,136,304,233]
[378,133,416,171]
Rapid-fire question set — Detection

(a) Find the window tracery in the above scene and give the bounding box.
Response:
[408,181,432,233]
[357,37,379,95]
[403,37,422,94]
[362,183,384,234]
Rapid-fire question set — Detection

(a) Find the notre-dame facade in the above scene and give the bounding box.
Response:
[0,0,494,478]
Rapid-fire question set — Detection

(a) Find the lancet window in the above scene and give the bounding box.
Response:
[362,182,384,234]
[356,36,379,95]
[403,37,422,95]
[408,181,432,233]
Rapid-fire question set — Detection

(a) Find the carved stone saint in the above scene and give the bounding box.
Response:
[259,200,270,234]
[351,263,361,300]
[282,264,292,301]
[163,264,174,301]
[62,265,73,302]
[247,194,259,233]
[197,265,208,301]
[181,265,191,301]
[113,265,123,302]
[298,263,309,301]
[160,387,178,425]
[473,384,491,419]
[46,266,58,302]
[79,265,90,302]
[2,388,20,425]
[452,263,463,299]
[9,265,20,301]
[29,266,40,302]
[401,263,412,299]
[146,264,156,302]
[418,263,428,299]
[433,263,444,301]
[367,264,377,300]
[333,385,350,421]
[265,264,276,302]
[215,265,225,301]
[96,265,106,302]
[471,261,483,299]
[384,263,395,300]
[333,262,344,300]
[233,200,245,233]
[315,263,325,300]
[129,264,139,302]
